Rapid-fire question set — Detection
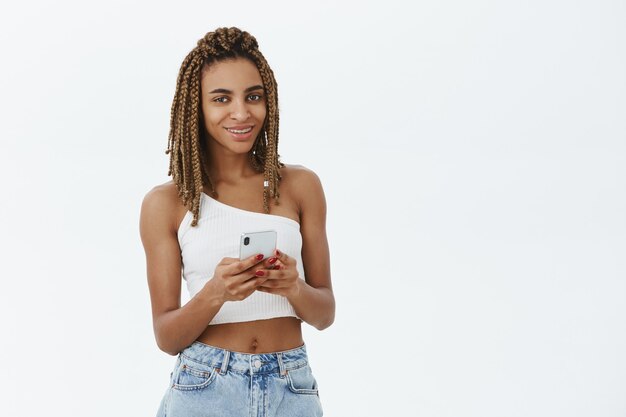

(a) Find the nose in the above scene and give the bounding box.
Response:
[230,99,251,121]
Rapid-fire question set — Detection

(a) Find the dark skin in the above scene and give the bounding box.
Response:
[140,58,335,355]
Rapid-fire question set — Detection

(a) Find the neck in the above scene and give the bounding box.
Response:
[207,151,258,185]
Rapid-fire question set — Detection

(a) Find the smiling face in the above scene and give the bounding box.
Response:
[200,57,267,158]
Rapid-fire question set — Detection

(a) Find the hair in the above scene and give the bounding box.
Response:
[165,27,284,227]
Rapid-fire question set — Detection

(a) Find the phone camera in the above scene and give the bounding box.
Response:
[244,237,250,246]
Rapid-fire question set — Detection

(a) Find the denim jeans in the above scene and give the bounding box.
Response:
[156,340,323,417]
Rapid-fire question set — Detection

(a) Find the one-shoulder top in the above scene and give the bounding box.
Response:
[177,192,304,325]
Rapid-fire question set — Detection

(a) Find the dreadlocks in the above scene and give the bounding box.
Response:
[165,27,284,227]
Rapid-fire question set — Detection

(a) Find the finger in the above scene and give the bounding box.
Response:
[270,260,283,270]
[258,277,275,288]
[255,267,285,281]
[245,253,283,272]
[259,277,289,288]
[262,255,280,269]
[256,267,292,288]
[229,253,266,275]
[234,276,268,297]
[251,268,272,279]
[245,276,268,290]
[234,266,273,284]
[219,257,239,265]
[257,258,285,271]
[268,261,285,271]
[274,249,294,266]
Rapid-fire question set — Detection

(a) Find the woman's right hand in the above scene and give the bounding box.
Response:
[209,254,269,303]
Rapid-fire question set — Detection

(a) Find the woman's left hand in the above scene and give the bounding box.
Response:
[255,249,302,299]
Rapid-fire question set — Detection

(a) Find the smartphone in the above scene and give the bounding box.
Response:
[239,230,277,261]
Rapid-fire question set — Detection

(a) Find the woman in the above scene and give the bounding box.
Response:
[139,27,335,417]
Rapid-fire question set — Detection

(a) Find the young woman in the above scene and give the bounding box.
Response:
[139,27,335,417]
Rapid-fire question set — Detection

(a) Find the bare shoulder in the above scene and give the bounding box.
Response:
[143,180,181,201]
[140,180,184,234]
[280,164,326,218]
[280,163,324,189]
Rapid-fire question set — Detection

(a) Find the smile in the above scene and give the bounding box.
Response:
[224,126,254,140]
[226,127,253,134]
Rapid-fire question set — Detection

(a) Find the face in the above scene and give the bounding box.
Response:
[200,57,267,157]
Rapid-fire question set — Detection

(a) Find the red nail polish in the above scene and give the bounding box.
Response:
[274,265,280,270]
[275,249,281,256]
[268,257,277,264]
[255,270,265,276]
[256,254,264,260]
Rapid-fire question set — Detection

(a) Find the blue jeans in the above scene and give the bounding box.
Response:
[156,341,323,417]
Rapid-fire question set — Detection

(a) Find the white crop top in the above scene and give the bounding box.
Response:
[177,192,304,325]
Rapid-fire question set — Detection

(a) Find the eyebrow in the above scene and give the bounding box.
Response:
[208,84,264,94]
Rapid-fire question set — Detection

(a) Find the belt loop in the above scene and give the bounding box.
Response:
[220,349,230,374]
[277,352,287,376]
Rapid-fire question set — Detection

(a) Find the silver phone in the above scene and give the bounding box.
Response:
[239,230,277,261]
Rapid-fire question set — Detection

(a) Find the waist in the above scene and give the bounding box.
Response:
[196,316,303,353]
[180,340,309,376]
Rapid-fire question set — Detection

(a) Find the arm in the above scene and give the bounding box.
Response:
[288,280,335,331]
[139,186,224,356]
[140,185,272,355]
[281,168,335,330]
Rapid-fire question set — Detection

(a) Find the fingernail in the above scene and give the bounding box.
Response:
[255,270,265,276]
[274,265,280,270]
[275,250,281,256]
[268,257,277,264]
[255,254,264,260]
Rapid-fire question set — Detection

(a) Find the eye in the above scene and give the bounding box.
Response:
[212,94,263,104]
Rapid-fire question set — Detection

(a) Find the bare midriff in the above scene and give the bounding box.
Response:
[195,316,304,354]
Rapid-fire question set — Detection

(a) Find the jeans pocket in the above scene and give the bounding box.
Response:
[172,355,219,391]
[285,364,319,395]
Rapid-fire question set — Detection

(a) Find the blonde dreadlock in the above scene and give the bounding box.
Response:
[165,27,284,227]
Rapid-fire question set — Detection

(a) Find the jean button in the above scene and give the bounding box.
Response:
[254,359,262,368]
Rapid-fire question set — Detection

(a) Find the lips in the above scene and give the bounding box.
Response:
[224,125,254,140]
[225,125,253,130]
[226,127,252,133]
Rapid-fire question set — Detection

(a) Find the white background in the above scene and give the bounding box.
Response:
[1,1,624,416]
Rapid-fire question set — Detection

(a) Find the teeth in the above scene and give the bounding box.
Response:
[227,127,252,134]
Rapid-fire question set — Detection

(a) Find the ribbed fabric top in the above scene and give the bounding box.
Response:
[177,192,304,325]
